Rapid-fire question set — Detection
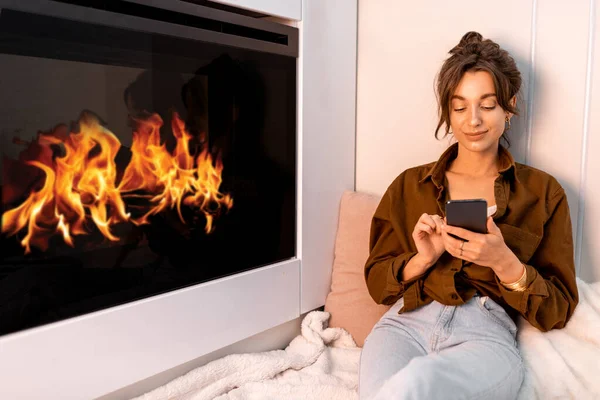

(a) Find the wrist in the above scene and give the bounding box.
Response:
[494,251,520,274]
[413,253,435,272]
[496,256,525,284]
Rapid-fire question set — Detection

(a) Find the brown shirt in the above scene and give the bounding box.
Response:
[364,143,579,332]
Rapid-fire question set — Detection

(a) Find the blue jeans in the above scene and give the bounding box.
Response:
[359,294,524,400]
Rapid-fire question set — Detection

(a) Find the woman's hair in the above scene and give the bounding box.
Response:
[435,31,522,143]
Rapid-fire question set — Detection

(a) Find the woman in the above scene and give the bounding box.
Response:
[360,31,579,400]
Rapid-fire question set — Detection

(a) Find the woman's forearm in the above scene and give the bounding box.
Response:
[401,253,433,281]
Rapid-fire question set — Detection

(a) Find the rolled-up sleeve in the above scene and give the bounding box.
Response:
[364,179,426,309]
[496,187,579,332]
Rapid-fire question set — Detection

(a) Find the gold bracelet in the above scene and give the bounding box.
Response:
[500,264,527,292]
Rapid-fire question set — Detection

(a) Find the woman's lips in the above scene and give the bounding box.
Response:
[464,131,487,141]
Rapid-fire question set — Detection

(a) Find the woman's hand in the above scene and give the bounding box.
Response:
[441,217,523,279]
[412,213,445,268]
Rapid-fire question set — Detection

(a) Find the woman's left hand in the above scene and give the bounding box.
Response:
[441,217,519,274]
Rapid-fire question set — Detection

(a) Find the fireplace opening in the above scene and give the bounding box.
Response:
[0,1,297,336]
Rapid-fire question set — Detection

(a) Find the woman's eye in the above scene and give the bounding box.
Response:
[453,108,466,112]
[482,105,496,110]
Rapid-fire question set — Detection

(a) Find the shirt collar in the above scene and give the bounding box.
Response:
[419,142,518,187]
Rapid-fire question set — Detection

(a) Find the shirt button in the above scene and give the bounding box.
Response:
[451,294,458,300]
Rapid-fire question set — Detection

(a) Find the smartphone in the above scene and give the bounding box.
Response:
[445,199,488,239]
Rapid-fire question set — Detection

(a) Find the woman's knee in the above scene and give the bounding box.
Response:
[395,357,440,395]
[365,356,437,400]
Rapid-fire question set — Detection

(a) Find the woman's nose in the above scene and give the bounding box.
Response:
[469,107,482,127]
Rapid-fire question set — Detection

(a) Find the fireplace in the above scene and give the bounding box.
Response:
[0,0,297,336]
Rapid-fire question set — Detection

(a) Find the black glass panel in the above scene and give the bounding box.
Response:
[0,9,296,336]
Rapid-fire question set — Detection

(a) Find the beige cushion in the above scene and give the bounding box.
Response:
[324,190,391,347]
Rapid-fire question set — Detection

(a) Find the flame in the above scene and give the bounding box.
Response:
[119,112,233,231]
[2,112,232,254]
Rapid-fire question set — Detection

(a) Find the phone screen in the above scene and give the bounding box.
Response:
[445,199,488,236]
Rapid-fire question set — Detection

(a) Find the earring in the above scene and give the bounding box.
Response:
[505,116,511,130]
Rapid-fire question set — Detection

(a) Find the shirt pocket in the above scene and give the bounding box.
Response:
[497,223,542,263]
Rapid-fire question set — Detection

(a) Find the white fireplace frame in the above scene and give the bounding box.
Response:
[0,0,357,398]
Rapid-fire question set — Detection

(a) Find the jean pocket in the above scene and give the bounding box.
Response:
[477,296,518,336]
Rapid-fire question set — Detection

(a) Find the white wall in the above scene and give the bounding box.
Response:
[356,0,600,283]
[582,0,600,284]
[529,1,595,282]
[301,0,357,313]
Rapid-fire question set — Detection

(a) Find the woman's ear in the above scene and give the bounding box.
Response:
[506,96,517,119]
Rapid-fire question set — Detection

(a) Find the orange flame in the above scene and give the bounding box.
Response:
[119,112,233,231]
[2,112,232,254]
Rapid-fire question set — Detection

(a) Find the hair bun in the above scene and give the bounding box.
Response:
[459,31,483,45]
[450,31,484,55]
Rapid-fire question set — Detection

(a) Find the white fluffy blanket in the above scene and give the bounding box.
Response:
[134,278,600,400]
[516,278,600,399]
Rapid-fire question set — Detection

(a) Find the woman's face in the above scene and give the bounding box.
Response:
[449,70,513,153]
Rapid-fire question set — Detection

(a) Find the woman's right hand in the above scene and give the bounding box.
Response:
[412,213,445,268]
